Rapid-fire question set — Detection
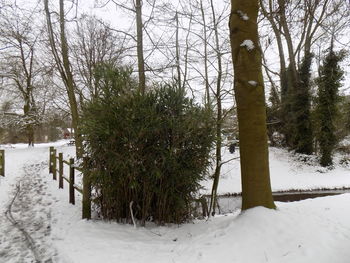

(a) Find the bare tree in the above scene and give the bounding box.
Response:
[44,0,91,219]
[96,0,149,93]
[207,0,224,216]
[0,4,43,146]
[44,0,82,156]
[72,14,125,101]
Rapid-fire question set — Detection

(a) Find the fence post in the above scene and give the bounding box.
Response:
[69,158,75,205]
[52,149,57,180]
[49,146,54,173]
[59,153,63,189]
[0,150,4,177]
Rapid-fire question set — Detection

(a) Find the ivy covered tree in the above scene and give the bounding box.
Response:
[293,54,314,154]
[316,45,345,167]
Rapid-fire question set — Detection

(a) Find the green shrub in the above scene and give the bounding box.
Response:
[81,68,215,224]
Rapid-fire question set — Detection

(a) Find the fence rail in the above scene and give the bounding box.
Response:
[49,146,90,216]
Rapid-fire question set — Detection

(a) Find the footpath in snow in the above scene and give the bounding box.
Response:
[0,142,350,263]
[0,141,74,263]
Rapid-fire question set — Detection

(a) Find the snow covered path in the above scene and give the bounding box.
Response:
[0,146,64,263]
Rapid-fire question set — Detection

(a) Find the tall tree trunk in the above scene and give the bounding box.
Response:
[58,0,83,158]
[199,0,210,106]
[175,11,181,89]
[23,101,34,147]
[44,0,91,219]
[293,54,313,154]
[229,0,275,210]
[208,0,223,216]
[58,0,90,219]
[135,0,146,94]
[277,0,298,85]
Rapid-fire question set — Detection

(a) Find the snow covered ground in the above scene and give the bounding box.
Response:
[0,141,350,262]
[201,146,350,195]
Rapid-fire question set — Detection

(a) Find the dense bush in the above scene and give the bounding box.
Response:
[81,68,215,224]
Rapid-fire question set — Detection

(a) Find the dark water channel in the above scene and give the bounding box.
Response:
[208,189,350,214]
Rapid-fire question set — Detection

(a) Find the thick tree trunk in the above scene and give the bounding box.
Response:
[229,0,275,210]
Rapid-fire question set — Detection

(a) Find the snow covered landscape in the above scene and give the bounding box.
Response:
[1,141,350,263]
[1,0,350,262]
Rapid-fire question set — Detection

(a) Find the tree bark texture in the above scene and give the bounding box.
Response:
[58,0,90,219]
[229,0,275,210]
[58,0,83,158]
[135,0,146,94]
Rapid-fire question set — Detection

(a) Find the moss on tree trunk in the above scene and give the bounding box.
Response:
[229,0,275,210]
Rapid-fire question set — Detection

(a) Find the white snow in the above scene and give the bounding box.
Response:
[240,40,255,51]
[248,80,258,86]
[1,141,350,262]
[49,196,350,263]
[237,10,249,21]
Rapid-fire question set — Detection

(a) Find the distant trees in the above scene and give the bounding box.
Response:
[97,0,148,93]
[72,15,124,101]
[0,4,45,146]
[229,0,275,209]
[260,0,350,155]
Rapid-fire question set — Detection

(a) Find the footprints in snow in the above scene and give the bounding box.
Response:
[0,161,57,263]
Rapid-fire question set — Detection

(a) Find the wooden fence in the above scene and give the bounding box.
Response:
[0,150,4,177]
[49,146,90,218]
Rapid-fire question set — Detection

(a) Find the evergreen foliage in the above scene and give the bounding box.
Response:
[266,88,283,147]
[280,65,295,148]
[293,54,313,154]
[316,48,345,167]
[81,66,215,224]
[344,99,350,133]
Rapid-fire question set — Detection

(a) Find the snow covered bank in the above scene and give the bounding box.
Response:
[202,147,350,195]
[49,192,350,263]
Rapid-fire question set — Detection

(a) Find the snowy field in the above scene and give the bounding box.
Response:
[0,141,350,262]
